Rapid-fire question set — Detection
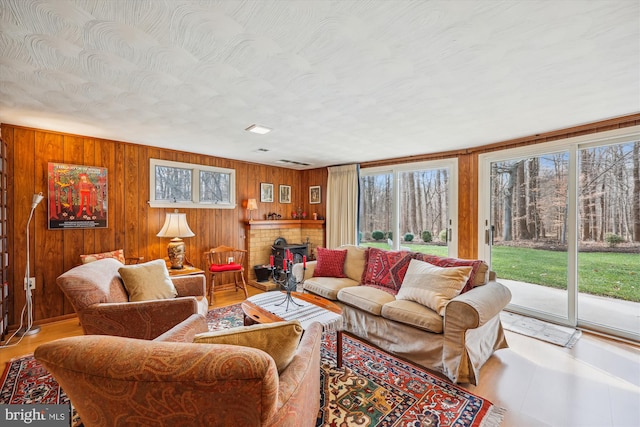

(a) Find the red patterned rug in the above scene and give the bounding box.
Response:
[2,304,504,427]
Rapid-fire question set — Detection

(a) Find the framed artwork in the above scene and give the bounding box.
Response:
[48,163,108,229]
[309,185,321,204]
[260,182,274,202]
[279,185,291,203]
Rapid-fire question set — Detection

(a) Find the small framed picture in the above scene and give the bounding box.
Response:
[309,185,321,204]
[260,183,274,203]
[279,185,291,203]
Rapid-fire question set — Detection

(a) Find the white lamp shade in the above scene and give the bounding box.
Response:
[157,212,195,238]
[247,198,258,210]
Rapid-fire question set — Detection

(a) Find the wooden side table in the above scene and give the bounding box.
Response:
[167,264,204,277]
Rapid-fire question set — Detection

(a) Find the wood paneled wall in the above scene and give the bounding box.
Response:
[2,124,328,326]
[3,113,639,326]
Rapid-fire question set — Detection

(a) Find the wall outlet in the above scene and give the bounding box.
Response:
[24,277,35,290]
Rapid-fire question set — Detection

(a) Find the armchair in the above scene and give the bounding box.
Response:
[34,322,322,427]
[56,258,209,340]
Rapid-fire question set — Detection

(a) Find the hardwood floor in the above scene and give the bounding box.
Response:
[1,285,638,427]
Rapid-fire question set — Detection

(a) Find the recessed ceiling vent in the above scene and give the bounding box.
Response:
[276,159,311,166]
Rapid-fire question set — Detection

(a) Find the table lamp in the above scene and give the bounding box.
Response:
[157,210,195,269]
[246,198,258,220]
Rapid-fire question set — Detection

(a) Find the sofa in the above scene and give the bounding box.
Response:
[57,258,209,340]
[35,320,323,427]
[293,245,511,384]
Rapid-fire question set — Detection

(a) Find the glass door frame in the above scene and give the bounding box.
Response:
[360,158,460,257]
[478,126,640,337]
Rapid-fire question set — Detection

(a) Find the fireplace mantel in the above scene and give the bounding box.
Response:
[245,219,325,229]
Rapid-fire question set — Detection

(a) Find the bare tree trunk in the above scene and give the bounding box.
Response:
[503,163,517,241]
[516,160,530,239]
[634,141,640,242]
[581,150,593,240]
[528,157,540,239]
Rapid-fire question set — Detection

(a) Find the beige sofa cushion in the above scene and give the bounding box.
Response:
[194,320,303,373]
[337,286,396,316]
[340,245,367,282]
[396,259,472,316]
[118,259,177,302]
[381,299,444,333]
[304,276,358,300]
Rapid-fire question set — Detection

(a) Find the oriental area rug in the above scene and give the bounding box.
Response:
[1,304,504,427]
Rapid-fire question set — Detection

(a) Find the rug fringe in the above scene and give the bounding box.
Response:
[480,405,506,427]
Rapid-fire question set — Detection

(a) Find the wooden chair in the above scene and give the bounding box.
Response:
[204,245,249,301]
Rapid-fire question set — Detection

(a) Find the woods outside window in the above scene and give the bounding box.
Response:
[149,159,236,209]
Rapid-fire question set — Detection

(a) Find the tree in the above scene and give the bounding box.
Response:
[633,141,640,241]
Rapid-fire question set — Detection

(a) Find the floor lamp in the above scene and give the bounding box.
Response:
[17,192,44,336]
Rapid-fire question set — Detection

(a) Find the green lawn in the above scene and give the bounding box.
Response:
[361,241,639,302]
[489,246,639,302]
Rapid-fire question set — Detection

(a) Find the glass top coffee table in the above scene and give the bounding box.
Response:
[242,291,344,367]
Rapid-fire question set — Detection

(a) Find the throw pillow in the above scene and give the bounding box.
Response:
[361,247,412,294]
[313,247,347,278]
[396,258,472,316]
[80,249,126,264]
[412,253,487,293]
[193,320,303,373]
[118,259,177,302]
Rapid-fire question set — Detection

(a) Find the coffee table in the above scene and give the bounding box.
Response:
[242,291,344,367]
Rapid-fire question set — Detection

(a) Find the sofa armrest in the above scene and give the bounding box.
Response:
[172,274,206,297]
[293,261,317,281]
[266,322,322,427]
[80,297,200,339]
[444,281,512,330]
[35,335,280,426]
[153,314,209,342]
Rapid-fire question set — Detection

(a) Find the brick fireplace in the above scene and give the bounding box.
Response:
[244,219,325,289]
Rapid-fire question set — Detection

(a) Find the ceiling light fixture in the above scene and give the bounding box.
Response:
[245,124,272,135]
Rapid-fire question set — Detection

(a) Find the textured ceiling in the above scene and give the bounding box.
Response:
[1,0,639,169]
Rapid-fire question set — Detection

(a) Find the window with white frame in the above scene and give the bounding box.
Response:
[359,158,459,257]
[149,159,236,209]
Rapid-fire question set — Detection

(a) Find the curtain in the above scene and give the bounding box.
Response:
[326,164,359,248]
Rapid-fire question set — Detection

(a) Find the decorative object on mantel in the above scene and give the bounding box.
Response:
[266,212,282,220]
[246,198,258,220]
[156,209,195,269]
[291,206,306,219]
[268,249,307,311]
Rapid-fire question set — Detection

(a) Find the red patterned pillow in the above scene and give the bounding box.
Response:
[313,247,347,278]
[411,253,486,294]
[361,247,412,294]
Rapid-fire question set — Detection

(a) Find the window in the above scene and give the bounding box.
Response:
[359,159,458,257]
[149,159,235,209]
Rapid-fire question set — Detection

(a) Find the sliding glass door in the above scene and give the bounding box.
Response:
[486,152,571,323]
[479,127,640,341]
[359,159,458,257]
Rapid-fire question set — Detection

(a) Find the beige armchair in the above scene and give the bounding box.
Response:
[35,322,322,427]
[56,258,209,340]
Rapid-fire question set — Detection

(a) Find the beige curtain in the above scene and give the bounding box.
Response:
[326,164,359,248]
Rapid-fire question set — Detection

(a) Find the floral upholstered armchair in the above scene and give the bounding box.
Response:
[56,258,208,340]
[35,322,322,427]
